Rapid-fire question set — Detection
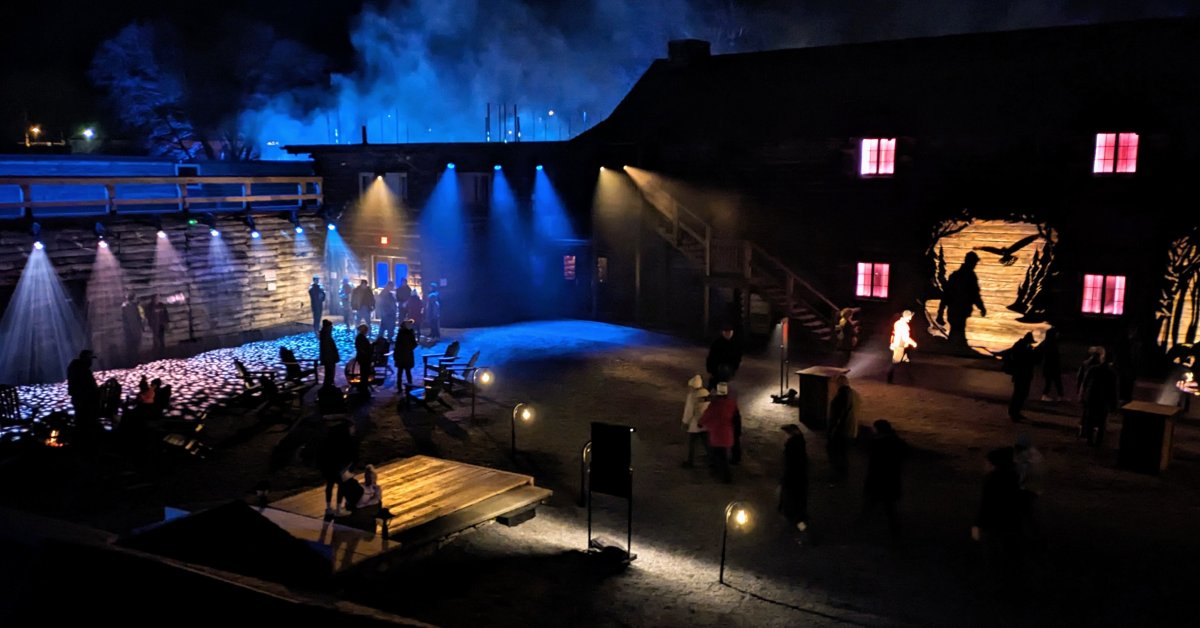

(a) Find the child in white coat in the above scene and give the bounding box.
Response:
[682,374,710,467]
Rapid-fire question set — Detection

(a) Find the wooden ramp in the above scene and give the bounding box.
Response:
[266,455,551,574]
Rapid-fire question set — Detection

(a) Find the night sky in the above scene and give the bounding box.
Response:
[3,0,1196,149]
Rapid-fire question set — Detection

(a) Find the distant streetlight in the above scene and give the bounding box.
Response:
[720,501,751,584]
[82,128,95,140]
[29,125,41,139]
[511,402,535,457]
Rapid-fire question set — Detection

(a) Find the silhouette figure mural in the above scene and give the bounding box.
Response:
[925,217,1057,355]
[1159,228,1200,368]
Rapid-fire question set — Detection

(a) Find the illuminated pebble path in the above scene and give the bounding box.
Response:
[15,325,373,423]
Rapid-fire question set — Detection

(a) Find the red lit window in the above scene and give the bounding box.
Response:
[856,262,889,299]
[1081,274,1125,315]
[1093,132,1138,174]
[860,138,896,176]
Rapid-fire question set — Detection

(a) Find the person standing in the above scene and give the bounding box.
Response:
[147,296,169,357]
[827,375,856,485]
[699,382,738,483]
[318,420,357,519]
[1039,327,1063,402]
[318,319,340,386]
[862,420,907,545]
[680,374,710,468]
[394,319,418,389]
[994,333,1037,422]
[121,292,143,365]
[395,280,412,307]
[376,281,397,341]
[426,283,442,341]
[705,322,742,388]
[1078,347,1119,446]
[353,324,373,397]
[971,447,1024,581]
[308,277,326,334]
[779,424,810,536]
[339,278,354,330]
[404,290,424,338]
[887,310,918,384]
[351,280,375,330]
[67,350,101,437]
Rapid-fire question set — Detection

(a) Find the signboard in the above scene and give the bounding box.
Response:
[590,422,634,498]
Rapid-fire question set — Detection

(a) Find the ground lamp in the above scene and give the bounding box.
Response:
[511,402,534,457]
[720,501,750,584]
[470,368,493,419]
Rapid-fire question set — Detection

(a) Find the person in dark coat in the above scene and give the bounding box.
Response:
[705,323,742,388]
[67,350,101,435]
[308,277,326,333]
[1078,346,1119,446]
[994,333,1037,422]
[338,278,354,330]
[318,319,340,385]
[827,375,854,484]
[317,420,357,518]
[426,284,442,340]
[395,281,412,306]
[779,424,810,534]
[376,282,397,341]
[121,292,143,365]
[353,324,373,396]
[394,319,418,388]
[862,419,907,545]
[147,296,169,357]
[971,447,1024,580]
[404,291,424,337]
[351,280,375,329]
[1039,327,1063,402]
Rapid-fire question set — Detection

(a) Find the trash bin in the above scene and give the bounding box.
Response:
[795,366,850,430]
[1117,401,1180,475]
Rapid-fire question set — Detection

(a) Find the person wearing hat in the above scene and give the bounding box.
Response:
[680,374,710,468]
[779,424,810,536]
[308,276,326,334]
[67,349,101,435]
[705,322,742,389]
[394,318,418,389]
[887,310,918,384]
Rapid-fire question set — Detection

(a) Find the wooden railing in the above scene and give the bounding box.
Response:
[747,242,840,325]
[636,177,711,273]
[0,176,323,216]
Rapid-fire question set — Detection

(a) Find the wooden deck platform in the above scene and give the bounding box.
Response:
[265,455,551,574]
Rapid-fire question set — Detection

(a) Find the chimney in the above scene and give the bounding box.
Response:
[667,39,711,67]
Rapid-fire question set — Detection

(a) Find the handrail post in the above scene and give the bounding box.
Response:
[104,184,115,215]
[241,179,249,210]
[177,181,186,212]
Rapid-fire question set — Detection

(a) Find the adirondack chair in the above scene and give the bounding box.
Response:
[0,384,41,443]
[372,338,394,384]
[444,350,484,393]
[421,341,461,378]
[403,370,454,412]
[279,347,318,385]
[233,359,271,402]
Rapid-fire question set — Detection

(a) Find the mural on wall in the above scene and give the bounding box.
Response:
[924,216,1057,355]
[1158,228,1200,368]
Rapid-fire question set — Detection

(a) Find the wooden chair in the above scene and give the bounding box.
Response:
[421,341,461,379]
[97,378,123,429]
[444,351,482,393]
[372,339,394,384]
[403,370,454,412]
[279,347,318,386]
[0,384,41,443]
[233,359,271,402]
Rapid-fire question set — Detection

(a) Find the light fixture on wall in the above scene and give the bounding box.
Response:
[94,221,108,248]
[31,222,43,250]
[246,216,260,239]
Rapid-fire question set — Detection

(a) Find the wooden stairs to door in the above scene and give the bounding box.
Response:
[634,177,842,345]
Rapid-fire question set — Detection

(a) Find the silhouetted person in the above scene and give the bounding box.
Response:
[1078,346,1118,446]
[353,324,373,396]
[938,251,987,347]
[426,284,442,340]
[319,319,340,385]
[862,420,906,545]
[308,276,326,333]
[971,447,1024,582]
[404,290,424,337]
[318,420,357,518]
[351,280,375,329]
[376,281,397,340]
[395,280,412,306]
[394,319,418,388]
[121,292,143,365]
[887,310,918,384]
[338,278,354,330]
[67,350,100,437]
[779,424,810,536]
[705,323,742,388]
[147,296,169,357]
[827,375,855,484]
[995,332,1037,422]
[1039,327,1063,402]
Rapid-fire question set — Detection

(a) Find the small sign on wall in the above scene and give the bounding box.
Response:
[264,270,278,292]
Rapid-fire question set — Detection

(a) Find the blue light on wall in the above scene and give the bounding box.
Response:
[447,162,456,170]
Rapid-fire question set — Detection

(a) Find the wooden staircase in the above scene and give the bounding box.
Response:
[636,179,841,344]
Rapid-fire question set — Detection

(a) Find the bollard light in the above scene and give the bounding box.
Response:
[720,501,751,585]
[511,402,534,457]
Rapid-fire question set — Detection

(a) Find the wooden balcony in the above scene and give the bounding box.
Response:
[0,176,323,219]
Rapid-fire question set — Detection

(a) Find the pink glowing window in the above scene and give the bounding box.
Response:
[860,138,896,176]
[856,262,889,299]
[1081,274,1125,315]
[1093,133,1138,174]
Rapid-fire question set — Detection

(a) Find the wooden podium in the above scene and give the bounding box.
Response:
[796,366,850,430]
[1117,401,1180,475]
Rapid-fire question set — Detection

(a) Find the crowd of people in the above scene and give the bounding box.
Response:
[308,276,441,343]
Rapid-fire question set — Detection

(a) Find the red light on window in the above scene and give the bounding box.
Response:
[1082,274,1125,315]
[856,262,889,299]
[860,138,896,176]
[380,236,389,246]
[1094,132,1137,174]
